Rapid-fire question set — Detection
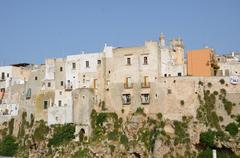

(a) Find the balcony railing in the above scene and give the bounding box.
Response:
[141,82,150,88]
[124,83,133,89]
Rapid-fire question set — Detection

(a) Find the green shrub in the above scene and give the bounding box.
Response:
[222,98,233,115]
[107,131,118,141]
[173,120,189,144]
[0,135,18,156]
[219,79,225,85]
[120,134,128,148]
[48,123,75,147]
[72,148,90,158]
[225,122,238,136]
[236,115,240,126]
[95,113,108,125]
[219,116,224,122]
[8,118,14,135]
[198,81,204,86]
[200,130,215,148]
[156,113,162,120]
[135,107,145,115]
[207,82,212,88]
[197,147,212,158]
[33,120,49,142]
[220,89,226,96]
[30,113,34,127]
[213,91,218,96]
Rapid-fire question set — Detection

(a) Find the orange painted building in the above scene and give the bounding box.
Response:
[187,48,215,76]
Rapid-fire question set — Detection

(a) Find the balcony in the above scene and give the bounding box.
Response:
[65,84,73,91]
[124,83,133,89]
[141,82,150,88]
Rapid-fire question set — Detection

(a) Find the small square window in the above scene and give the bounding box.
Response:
[122,94,131,105]
[35,76,38,80]
[141,93,150,104]
[178,73,182,76]
[48,82,51,87]
[59,91,62,95]
[60,81,64,86]
[168,89,172,94]
[97,60,101,64]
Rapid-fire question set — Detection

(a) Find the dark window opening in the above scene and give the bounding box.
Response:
[168,89,172,94]
[143,56,148,65]
[178,73,182,76]
[58,100,62,107]
[86,61,89,68]
[72,63,76,69]
[60,81,64,86]
[48,82,51,87]
[97,60,101,64]
[44,101,48,109]
[1,72,5,80]
[127,58,131,65]
[35,76,38,80]
[122,94,131,105]
[164,74,167,77]
[60,67,63,72]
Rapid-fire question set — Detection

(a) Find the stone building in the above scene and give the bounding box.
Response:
[187,48,216,76]
[2,34,240,137]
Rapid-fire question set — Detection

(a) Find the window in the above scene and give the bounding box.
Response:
[7,73,9,78]
[58,100,62,107]
[178,73,182,76]
[143,56,148,65]
[48,82,51,87]
[167,89,172,94]
[60,67,63,72]
[72,63,76,69]
[59,91,62,95]
[142,76,150,88]
[141,93,150,104]
[60,81,64,86]
[97,60,101,65]
[164,74,167,77]
[122,94,131,105]
[43,101,48,109]
[124,77,132,88]
[35,76,38,80]
[0,88,5,92]
[127,57,131,65]
[26,88,31,99]
[1,72,5,80]
[86,61,89,68]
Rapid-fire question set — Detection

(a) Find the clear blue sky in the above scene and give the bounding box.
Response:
[0,0,239,65]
